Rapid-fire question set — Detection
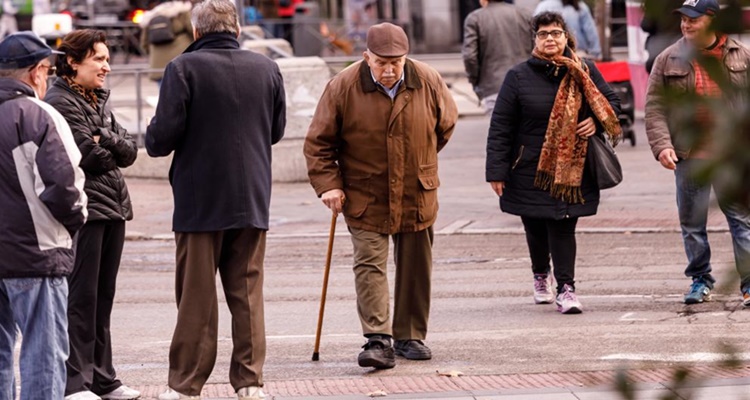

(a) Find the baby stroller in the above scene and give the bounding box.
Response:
[595,61,636,146]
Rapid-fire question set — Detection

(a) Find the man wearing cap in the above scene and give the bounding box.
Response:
[304,22,458,369]
[646,0,750,305]
[0,31,87,398]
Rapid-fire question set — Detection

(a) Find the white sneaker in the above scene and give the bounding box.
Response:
[237,386,266,400]
[533,273,554,304]
[158,388,201,400]
[555,284,583,314]
[65,391,101,400]
[101,385,141,400]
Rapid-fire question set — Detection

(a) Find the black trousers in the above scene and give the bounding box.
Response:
[521,216,579,293]
[66,220,125,396]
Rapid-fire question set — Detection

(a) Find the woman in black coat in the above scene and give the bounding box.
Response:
[44,30,140,400]
[486,12,621,314]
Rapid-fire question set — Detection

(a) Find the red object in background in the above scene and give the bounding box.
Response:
[595,61,632,83]
[278,0,304,17]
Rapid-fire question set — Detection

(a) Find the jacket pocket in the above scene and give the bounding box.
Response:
[343,174,371,218]
[663,62,690,93]
[417,163,439,222]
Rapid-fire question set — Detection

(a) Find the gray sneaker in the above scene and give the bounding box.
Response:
[556,284,582,314]
[533,274,554,304]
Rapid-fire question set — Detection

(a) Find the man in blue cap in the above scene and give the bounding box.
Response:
[0,31,87,399]
[646,0,750,305]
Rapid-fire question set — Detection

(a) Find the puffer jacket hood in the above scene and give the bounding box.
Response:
[44,78,137,222]
[139,0,192,27]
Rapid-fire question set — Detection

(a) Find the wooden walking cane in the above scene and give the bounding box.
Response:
[312,211,338,361]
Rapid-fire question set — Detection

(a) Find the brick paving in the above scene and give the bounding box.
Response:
[128,365,750,398]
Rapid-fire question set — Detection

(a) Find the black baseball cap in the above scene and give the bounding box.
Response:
[0,31,63,70]
[675,0,720,18]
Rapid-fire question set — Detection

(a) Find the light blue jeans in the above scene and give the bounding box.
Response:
[0,277,69,400]
[675,159,750,290]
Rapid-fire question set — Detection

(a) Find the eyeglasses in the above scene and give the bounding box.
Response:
[30,63,57,76]
[535,30,565,40]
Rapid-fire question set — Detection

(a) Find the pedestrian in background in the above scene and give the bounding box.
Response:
[462,0,533,113]
[486,12,621,314]
[645,0,750,305]
[45,29,140,400]
[305,22,457,370]
[640,0,682,74]
[139,0,194,85]
[0,31,87,400]
[0,0,18,39]
[145,0,286,398]
[534,0,602,60]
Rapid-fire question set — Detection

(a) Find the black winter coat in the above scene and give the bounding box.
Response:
[145,33,286,232]
[486,56,620,220]
[45,79,137,222]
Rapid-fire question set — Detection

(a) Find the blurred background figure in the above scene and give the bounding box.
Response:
[139,0,193,86]
[0,0,18,39]
[462,0,533,113]
[640,0,682,74]
[534,0,602,60]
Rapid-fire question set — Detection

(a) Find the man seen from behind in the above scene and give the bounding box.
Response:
[145,0,286,398]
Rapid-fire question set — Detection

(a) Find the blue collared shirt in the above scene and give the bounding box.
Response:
[371,71,404,99]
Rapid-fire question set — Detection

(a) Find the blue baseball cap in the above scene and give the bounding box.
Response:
[0,31,63,70]
[675,0,720,18]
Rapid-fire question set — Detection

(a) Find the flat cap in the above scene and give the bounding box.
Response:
[366,22,409,57]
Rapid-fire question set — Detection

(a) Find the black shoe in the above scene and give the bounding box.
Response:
[357,335,395,369]
[394,339,432,360]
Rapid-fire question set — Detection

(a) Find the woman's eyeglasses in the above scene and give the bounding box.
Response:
[535,30,565,40]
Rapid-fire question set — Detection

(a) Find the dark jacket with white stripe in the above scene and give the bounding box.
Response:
[45,79,137,222]
[0,78,88,278]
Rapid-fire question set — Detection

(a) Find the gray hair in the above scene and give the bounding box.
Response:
[191,0,240,37]
[0,66,31,80]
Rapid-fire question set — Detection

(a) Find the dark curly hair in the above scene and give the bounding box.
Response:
[55,29,108,78]
[532,11,576,51]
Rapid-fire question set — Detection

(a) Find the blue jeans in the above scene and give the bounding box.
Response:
[0,277,69,400]
[675,159,750,290]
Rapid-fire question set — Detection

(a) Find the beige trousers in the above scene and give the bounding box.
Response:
[169,228,266,395]
[348,226,434,340]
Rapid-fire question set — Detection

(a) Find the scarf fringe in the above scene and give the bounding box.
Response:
[535,171,585,204]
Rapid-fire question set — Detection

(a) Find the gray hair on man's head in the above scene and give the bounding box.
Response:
[191,0,239,37]
[0,66,32,80]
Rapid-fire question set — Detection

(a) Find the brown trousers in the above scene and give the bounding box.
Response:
[169,228,266,396]
[348,226,434,340]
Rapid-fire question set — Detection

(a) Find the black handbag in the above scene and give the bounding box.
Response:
[587,133,623,189]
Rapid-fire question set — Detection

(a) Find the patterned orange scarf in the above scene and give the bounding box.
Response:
[532,48,622,203]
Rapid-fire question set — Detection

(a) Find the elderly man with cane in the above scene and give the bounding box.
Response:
[304,22,458,369]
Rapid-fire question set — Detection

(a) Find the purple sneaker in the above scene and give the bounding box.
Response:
[533,274,554,304]
[556,284,582,314]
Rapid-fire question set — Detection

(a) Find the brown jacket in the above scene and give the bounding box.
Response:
[304,59,458,234]
[645,36,750,160]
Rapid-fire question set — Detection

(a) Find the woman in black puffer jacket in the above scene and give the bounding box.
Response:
[486,12,621,315]
[45,30,140,400]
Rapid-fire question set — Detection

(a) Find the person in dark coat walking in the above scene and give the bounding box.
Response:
[486,12,621,314]
[44,29,140,400]
[0,31,87,400]
[145,0,286,398]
